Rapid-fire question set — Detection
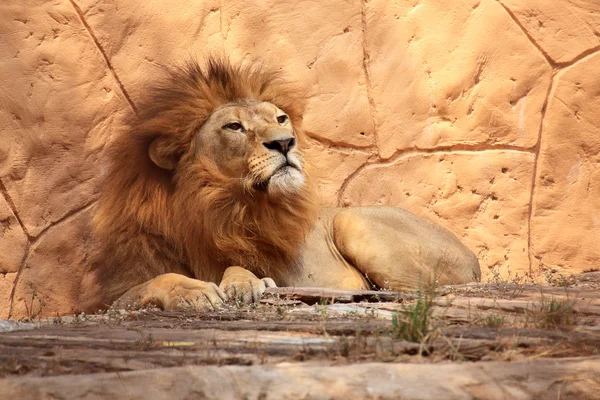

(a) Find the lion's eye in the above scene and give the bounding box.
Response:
[276,115,288,124]
[223,122,245,133]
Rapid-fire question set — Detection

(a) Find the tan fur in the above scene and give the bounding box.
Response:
[89,58,318,310]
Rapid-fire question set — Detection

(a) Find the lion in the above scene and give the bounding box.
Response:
[86,57,480,312]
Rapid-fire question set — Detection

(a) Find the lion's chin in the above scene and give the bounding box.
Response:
[265,166,305,197]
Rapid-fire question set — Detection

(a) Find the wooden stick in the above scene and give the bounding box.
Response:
[262,287,405,305]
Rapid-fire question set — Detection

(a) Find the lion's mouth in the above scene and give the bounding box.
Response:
[253,178,270,191]
[253,162,300,191]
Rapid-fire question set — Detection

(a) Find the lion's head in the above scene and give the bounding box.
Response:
[148,74,307,198]
[94,57,319,293]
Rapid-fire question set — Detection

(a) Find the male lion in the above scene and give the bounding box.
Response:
[87,57,480,312]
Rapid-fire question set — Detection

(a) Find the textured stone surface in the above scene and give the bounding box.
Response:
[365,0,552,159]
[500,0,600,65]
[531,53,600,274]
[0,195,28,274]
[1,0,600,317]
[303,141,371,206]
[9,207,95,318]
[0,0,126,238]
[0,273,17,320]
[0,0,125,317]
[342,151,534,277]
[2,358,600,399]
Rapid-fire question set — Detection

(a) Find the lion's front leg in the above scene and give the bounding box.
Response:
[219,266,277,304]
[113,273,228,311]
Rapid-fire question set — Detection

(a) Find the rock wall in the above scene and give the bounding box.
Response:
[1,0,599,317]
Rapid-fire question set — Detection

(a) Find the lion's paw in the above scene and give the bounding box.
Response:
[219,266,277,304]
[114,273,228,311]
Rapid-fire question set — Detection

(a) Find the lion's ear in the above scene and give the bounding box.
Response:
[149,137,179,171]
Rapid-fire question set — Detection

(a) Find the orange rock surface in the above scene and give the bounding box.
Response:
[1,0,598,317]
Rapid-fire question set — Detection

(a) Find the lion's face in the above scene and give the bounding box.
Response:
[193,100,305,196]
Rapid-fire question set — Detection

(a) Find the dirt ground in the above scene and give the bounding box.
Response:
[1,272,599,399]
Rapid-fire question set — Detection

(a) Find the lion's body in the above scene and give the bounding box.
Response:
[291,207,480,290]
[87,57,480,312]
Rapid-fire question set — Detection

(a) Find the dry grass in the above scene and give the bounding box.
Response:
[527,296,578,330]
[478,314,506,329]
[391,285,436,343]
[20,281,46,323]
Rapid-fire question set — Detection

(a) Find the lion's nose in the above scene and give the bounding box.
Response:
[263,138,295,155]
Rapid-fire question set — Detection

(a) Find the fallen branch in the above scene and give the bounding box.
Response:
[262,287,405,305]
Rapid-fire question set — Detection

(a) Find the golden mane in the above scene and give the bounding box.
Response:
[92,57,318,305]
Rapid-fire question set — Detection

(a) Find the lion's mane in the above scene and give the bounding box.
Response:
[92,58,319,304]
